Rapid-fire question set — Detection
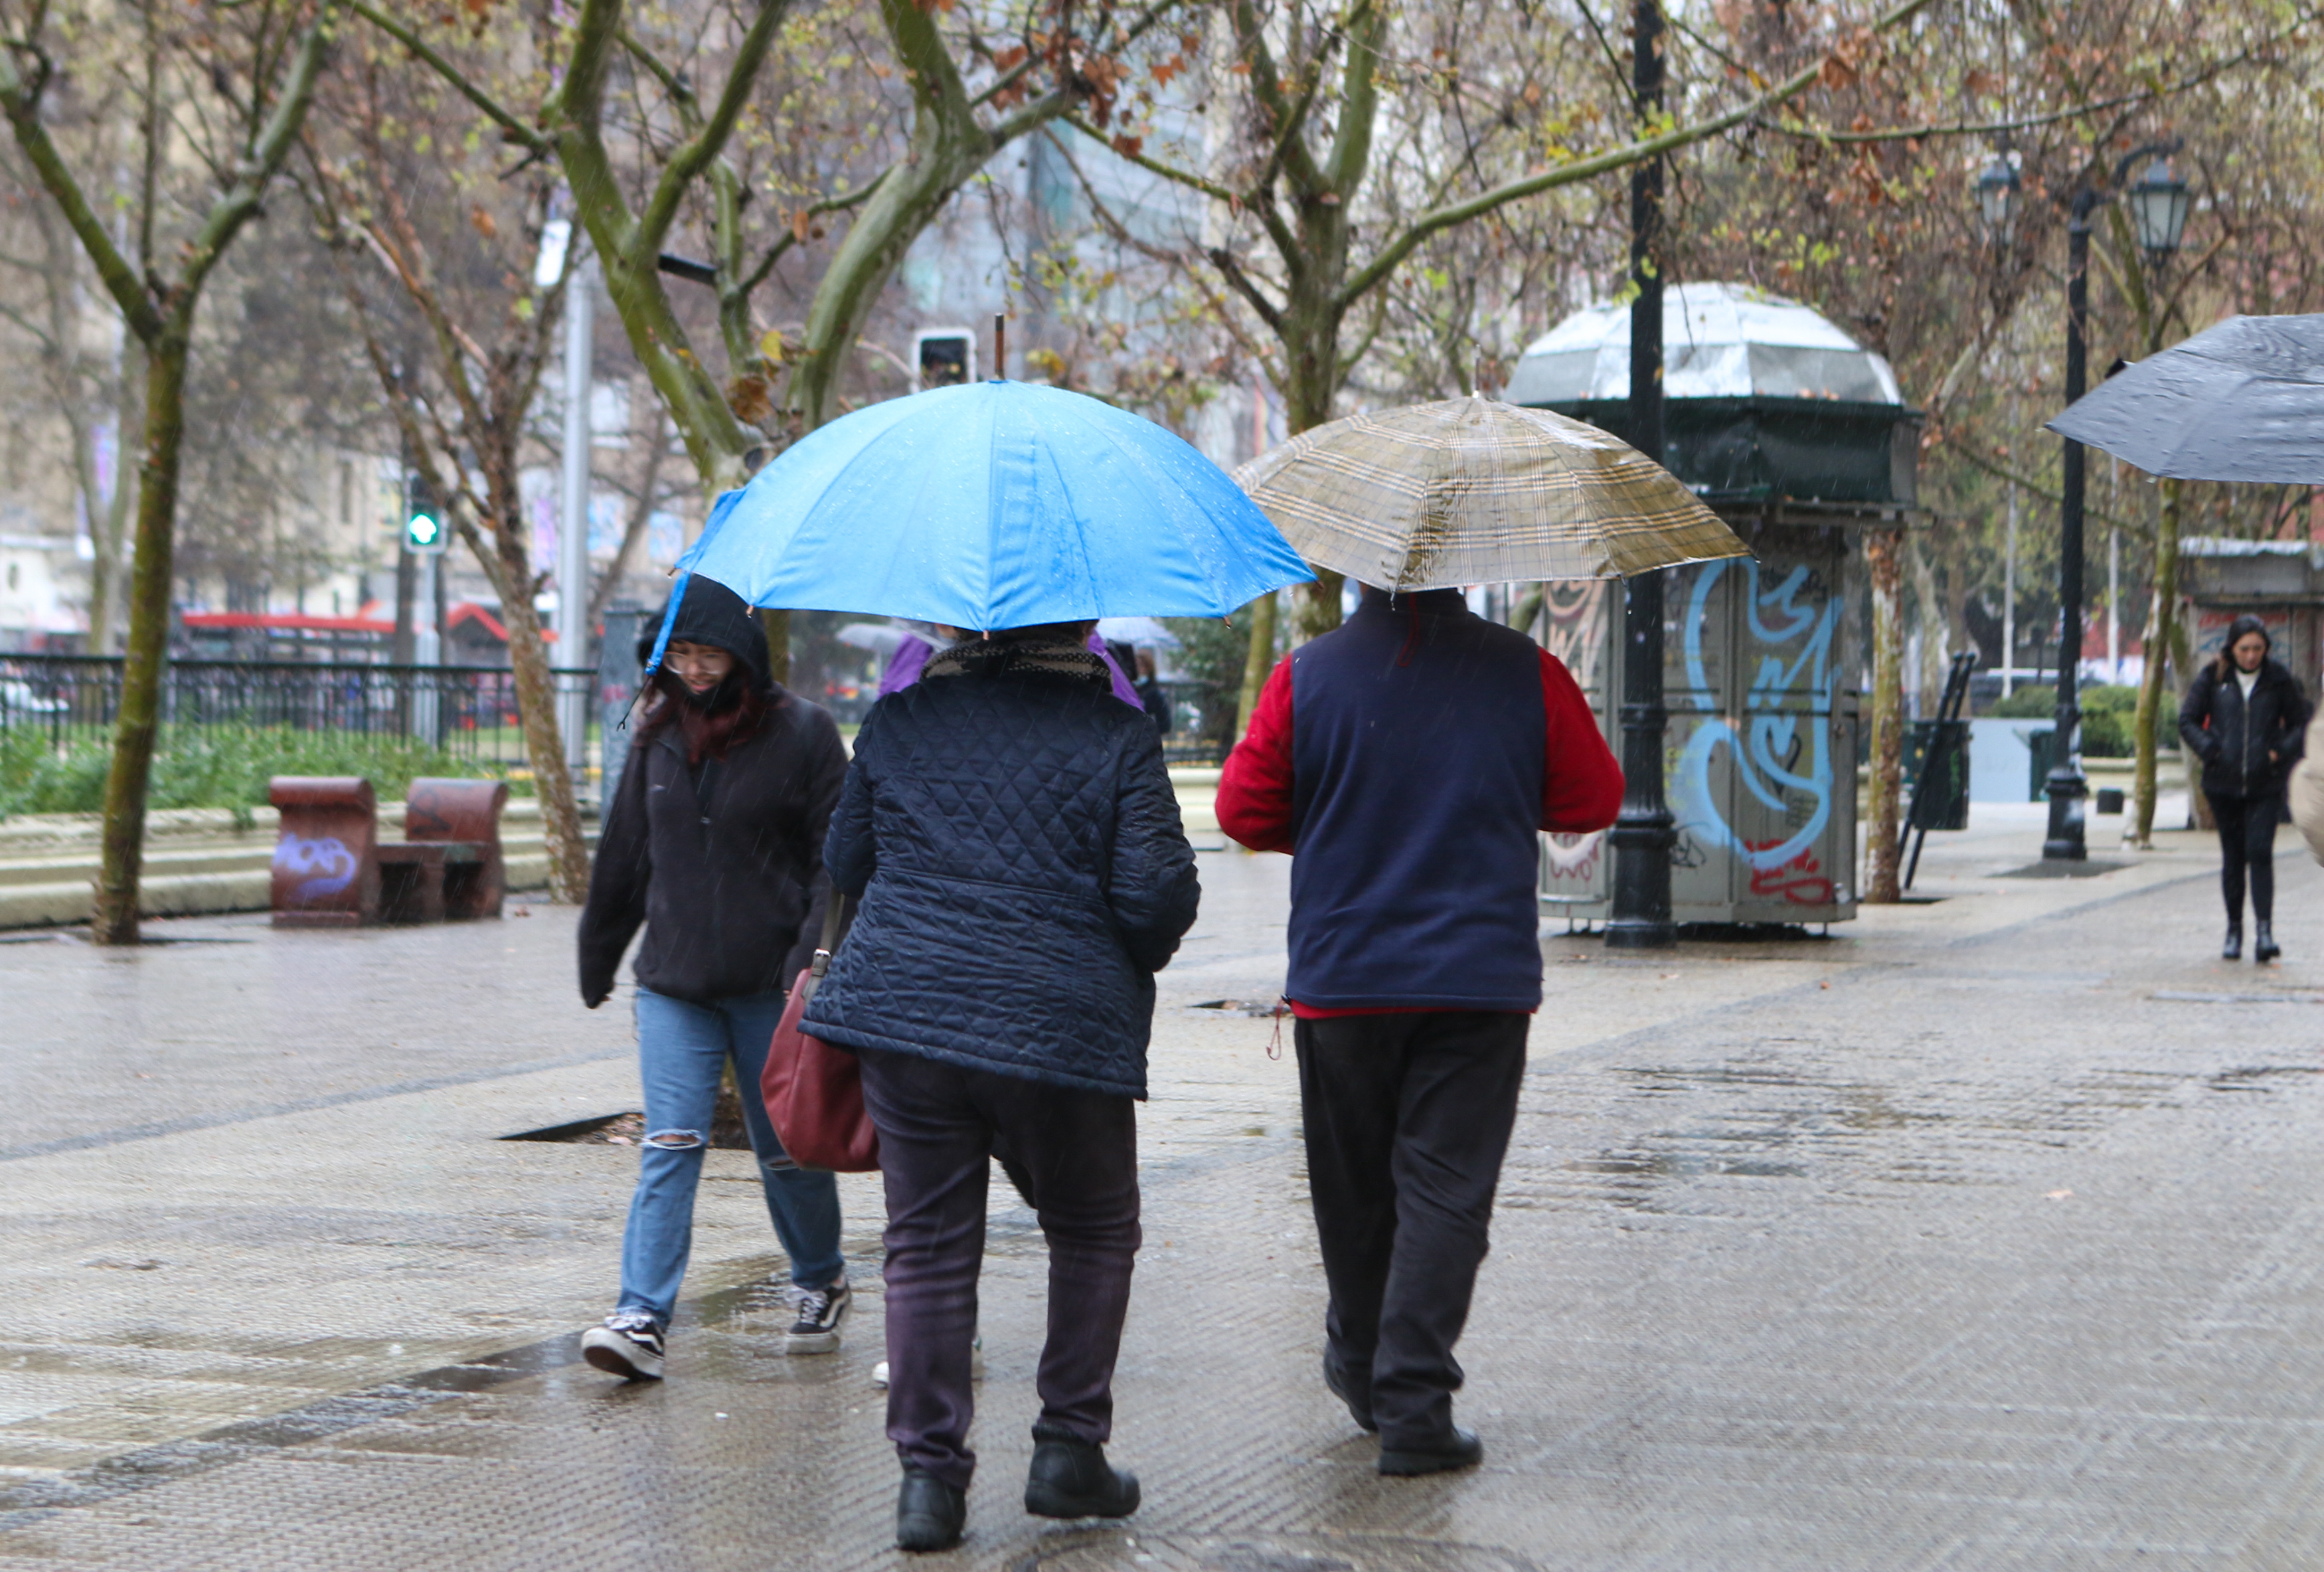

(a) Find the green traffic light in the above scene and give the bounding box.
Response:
[408,513,440,547]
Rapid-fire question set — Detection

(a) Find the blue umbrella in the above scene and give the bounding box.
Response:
[648,379,1311,673]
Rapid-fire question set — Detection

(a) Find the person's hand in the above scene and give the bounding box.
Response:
[582,981,612,1009]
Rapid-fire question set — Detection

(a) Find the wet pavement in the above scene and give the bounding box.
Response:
[7,810,2324,1569]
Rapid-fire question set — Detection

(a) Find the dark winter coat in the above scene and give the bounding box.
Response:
[801,659,1201,1099]
[578,691,847,1005]
[2181,658,2309,801]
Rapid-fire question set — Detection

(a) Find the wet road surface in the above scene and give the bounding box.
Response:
[7,812,2324,1568]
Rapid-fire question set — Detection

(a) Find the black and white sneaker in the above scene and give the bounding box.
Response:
[786,1277,852,1354]
[582,1311,665,1380]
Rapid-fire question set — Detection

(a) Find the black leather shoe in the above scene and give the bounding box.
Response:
[1322,1353,1377,1433]
[1378,1426,1484,1477]
[2256,921,2281,963]
[1024,1421,1140,1519]
[896,1463,966,1553]
[2224,923,2244,961]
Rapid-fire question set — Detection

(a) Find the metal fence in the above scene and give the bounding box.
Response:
[0,654,598,772]
[0,654,1230,771]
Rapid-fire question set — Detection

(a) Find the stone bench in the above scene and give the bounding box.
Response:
[268,777,508,927]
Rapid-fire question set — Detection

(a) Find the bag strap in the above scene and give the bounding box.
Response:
[809,891,847,980]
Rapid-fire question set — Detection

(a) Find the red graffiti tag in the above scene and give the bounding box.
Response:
[1743,838,1837,905]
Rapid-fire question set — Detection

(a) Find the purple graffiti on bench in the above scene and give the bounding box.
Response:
[274,835,359,901]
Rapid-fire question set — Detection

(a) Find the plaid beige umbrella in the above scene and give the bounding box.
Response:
[1232,395,1748,587]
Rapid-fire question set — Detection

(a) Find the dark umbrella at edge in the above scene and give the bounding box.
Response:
[2046,313,2324,483]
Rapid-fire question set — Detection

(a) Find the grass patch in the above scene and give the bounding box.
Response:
[0,725,521,824]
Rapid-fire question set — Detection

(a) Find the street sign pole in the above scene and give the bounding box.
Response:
[1607,0,1677,950]
[556,256,595,796]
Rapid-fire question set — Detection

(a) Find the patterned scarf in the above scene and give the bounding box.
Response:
[922,635,1112,689]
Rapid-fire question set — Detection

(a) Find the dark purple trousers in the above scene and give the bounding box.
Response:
[857,1047,1141,1490]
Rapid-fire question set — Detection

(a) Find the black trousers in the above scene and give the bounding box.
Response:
[856,1047,1140,1490]
[1293,1010,1529,1447]
[2208,790,2282,924]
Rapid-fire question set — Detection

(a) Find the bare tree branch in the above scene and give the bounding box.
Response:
[1338,0,1944,313]
[345,0,549,152]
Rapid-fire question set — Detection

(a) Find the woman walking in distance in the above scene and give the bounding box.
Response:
[2181,613,2309,963]
[576,576,853,1379]
[803,621,1199,1552]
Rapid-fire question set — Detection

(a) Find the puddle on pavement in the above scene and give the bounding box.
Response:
[2208,1065,2324,1092]
[1022,1531,1537,1572]
[1189,999,1284,1017]
[2152,989,2324,1006]
[0,932,252,946]
[1571,1150,1806,1180]
[500,1102,752,1150]
[1525,1040,2324,1215]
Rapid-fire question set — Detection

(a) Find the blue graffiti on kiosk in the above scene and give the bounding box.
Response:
[1674,559,1836,873]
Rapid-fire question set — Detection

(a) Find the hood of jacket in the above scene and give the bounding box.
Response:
[637,574,770,689]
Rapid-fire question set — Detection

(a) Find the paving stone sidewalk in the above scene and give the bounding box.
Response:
[7,814,2324,1569]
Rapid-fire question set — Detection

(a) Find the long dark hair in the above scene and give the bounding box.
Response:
[2213,614,2273,681]
[637,667,772,764]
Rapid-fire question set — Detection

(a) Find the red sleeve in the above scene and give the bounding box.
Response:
[1217,655,1297,852]
[1540,649,1623,833]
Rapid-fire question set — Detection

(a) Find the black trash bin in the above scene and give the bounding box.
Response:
[2027,727,2058,802]
[1904,719,1971,831]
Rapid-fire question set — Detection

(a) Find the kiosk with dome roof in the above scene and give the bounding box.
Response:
[1509,283,1924,928]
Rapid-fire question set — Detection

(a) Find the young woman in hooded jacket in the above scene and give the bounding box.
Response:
[2180,613,2310,962]
[574,575,853,1379]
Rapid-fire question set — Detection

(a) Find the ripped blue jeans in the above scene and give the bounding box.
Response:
[617,988,845,1326]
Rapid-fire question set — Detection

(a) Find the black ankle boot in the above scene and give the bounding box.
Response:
[2256,920,2280,963]
[2224,922,2243,960]
[1024,1421,1139,1520]
[896,1463,966,1552]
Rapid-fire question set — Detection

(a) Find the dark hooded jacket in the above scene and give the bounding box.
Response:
[578,576,848,1005]
[2181,624,2309,801]
[801,634,1200,1099]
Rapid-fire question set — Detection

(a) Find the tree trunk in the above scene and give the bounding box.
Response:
[1865,526,1905,904]
[760,607,790,687]
[1906,533,1950,716]
[86,345,145,654]
[494,551,590,903]
[91,333,187,944]
[1233,592,1277,742]
[1280,307,1347,647]
[785,113,985,428]
[2132,478,2183,845]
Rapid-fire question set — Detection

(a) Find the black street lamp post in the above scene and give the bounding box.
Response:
[2000,143,2188,860]
[1607,0,1676,949]
[2049,189,2096,859]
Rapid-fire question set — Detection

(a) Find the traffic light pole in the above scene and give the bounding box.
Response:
[392,537,416,668]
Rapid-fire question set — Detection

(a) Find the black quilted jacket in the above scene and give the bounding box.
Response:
[801,667,1200,1098]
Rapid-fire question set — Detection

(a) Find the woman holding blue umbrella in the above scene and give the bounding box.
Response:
[652,375,1309,1551]
[810,618,1197,1549]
